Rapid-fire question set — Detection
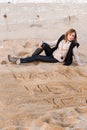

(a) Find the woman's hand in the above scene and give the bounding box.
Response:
[38,41,44,48]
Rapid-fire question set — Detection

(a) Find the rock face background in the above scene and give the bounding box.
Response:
[0,3,87,42]
[0,3,87,130]
[0,0,87,3]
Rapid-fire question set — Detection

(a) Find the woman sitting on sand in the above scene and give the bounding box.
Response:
[8,28,84,66]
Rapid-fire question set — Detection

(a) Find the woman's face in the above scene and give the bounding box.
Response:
[67,32,75,41]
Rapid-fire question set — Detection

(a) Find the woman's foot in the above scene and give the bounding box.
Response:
[8,55,20,64]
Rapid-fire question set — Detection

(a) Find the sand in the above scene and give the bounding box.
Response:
[0,3,87,130]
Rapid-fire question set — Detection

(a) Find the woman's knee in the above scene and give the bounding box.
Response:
[41,42,49,49]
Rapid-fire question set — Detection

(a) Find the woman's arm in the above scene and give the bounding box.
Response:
[39,34,65,48]
[39,39,57,48]
[44,39,58,47]
[73,46,85,66]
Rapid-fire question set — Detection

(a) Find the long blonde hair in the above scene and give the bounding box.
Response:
[65,28,77,42]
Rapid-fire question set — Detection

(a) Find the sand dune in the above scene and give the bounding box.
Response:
[0,39,87,130]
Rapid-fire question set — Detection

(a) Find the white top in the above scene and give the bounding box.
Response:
[46,39,82,65]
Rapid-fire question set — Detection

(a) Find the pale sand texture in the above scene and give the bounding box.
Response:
[0,3,87,130]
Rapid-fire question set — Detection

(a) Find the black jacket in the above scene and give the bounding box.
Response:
[52,34,80,66]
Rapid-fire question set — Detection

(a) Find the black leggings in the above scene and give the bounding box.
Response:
[20,43,59,63]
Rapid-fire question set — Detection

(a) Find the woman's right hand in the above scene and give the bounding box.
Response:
[39,41,44,48]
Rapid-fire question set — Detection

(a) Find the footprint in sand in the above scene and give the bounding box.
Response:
[23,41,32,48]
[1,60,7,64]
[16,51,29,57]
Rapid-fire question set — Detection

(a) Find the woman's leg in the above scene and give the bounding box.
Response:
[20,55,58,63]
[8,43,55,64]
[32,47,43,56]
[41,43,53,56]
[32,42,53,56]
[20,43,56,63]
